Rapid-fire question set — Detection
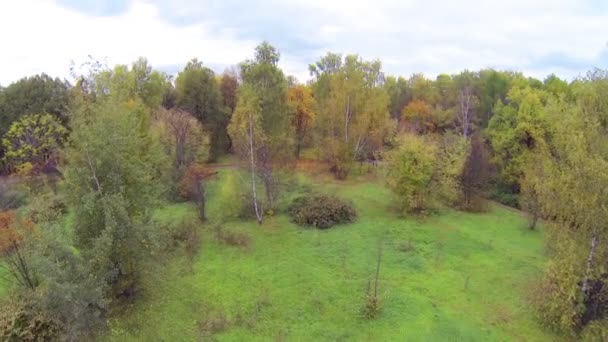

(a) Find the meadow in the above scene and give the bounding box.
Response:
[105,169,559,341]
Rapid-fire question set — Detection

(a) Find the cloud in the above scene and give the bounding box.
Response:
[0,0,607,85]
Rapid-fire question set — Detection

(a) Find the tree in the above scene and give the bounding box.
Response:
[544,74,570,98]
[219,68,239,114]
[453,71,480,138]
[384,75,409,120]
[288,84,315,158]
[237,42,291,209]
[94,57,169,111]
[459,134,490,211]
[154,108,205,173]
[478,69,513,126]
[219,69,239,152]
[228,85,264,224]
[1,114,68,174]
[0,74,70,172]
[179,163,217,222]
[400,100,433,133]
[385,134,438,214]
[64,98,166,298]
[0,74,70,137]
[408,73,438,104]
[529,74,608,336]
[487,85,549,193]
[0,211,37,290]
[310,53,390,178]
[175,59,227,161]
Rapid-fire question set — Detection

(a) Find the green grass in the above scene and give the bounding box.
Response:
[107,170,559,341]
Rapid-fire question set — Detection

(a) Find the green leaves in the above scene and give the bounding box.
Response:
[1,113,67,173]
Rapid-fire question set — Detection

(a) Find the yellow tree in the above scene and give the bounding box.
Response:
[288,84,315,158]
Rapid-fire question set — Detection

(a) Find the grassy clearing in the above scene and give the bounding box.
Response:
[107,170,558,341]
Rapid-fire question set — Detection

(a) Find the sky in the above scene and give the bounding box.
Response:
[0,0,607,86]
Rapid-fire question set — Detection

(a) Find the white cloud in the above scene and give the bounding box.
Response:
[0,0,257,85]
[0,0,607,85]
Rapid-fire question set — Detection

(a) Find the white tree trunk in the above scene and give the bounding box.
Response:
[581,231,598,297]
[248,111,263,225]
[345,94,351,143]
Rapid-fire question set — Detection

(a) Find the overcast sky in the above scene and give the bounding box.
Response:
[1,0,607,85]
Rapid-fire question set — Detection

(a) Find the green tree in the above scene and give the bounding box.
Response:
[384,75,409,120]
[1,114,68,173]
[0,74,70,170]
[385,134,438,214]
[310,53,390,178]
[478,69,513,126]
[175,59,227,161]
[487,85,549,193]
[64,98,167,298]
[94,57,169,111]
[237,42,291,209]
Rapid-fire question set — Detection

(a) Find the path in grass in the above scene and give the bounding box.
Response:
[108,170,559,341]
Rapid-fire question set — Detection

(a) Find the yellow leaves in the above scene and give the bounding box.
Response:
[400,100,437,133]
[288,84,316,138]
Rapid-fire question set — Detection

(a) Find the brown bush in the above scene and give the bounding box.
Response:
[0,298,62,341]
[288,194,357,229]
[215,226,252,248]
[0,210,33,254]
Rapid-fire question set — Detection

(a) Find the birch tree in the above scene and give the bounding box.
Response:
[309,53,390,179]
[228,85,264,224]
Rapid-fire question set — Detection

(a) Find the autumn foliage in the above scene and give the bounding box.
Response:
[0,210,33,253]
[179,163,217,200]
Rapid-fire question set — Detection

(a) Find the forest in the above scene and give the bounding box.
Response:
[0,41,607,340]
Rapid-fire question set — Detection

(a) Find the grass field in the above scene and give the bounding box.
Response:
[106,169,559,341]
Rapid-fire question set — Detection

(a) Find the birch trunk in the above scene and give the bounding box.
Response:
[248,110,263,225]
[581,230,598,297]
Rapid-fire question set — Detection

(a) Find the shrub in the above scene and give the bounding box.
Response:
[288,194,357,229]
[215,225,252,248]
[0,180,27,210]
[0,297,62,341]
[25,193,67,224]
[581,319,608,341]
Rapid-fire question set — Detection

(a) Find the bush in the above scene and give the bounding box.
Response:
[0,297,62,341]
[0,180,27,210]
[288,194,357,229]
[491,190,519,208]
[581,319,608,341]
[215,225,252,248]
[25,193,67,224]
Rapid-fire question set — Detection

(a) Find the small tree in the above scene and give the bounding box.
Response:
[64,99,166,299]
[1,114,67,174]
[520,172,541,229]
[179,163,217,222]
[385,134,438,214]
[288,84,315,158]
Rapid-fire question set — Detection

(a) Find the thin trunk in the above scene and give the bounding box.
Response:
[248,111,263,225]
[295,140,301,159]
[581,231,598,297]
[345,94,351,143]
[85,149,103,195]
